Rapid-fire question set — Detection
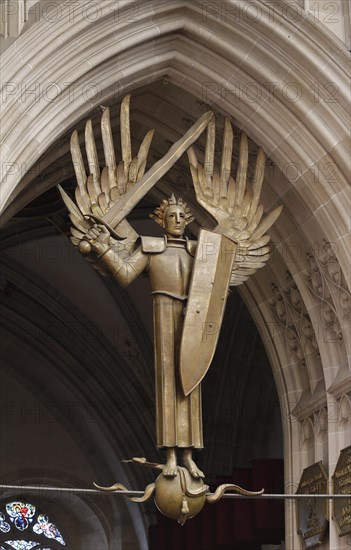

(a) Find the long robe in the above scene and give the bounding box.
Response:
[101,236,203,449]
[153,294,203,448]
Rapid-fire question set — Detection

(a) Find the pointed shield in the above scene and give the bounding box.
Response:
[180,229,237,396]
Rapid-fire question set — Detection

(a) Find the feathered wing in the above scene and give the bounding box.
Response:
[58,95,154,275]
[187,118,282,286]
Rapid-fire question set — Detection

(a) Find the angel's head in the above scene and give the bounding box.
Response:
[150,194,194,238]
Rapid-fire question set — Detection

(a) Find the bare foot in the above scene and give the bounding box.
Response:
[163,447,178,477]
[182,449,204,478]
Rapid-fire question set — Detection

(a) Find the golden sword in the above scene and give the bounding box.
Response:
[86,110,213,239]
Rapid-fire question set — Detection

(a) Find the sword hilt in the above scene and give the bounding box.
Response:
[83,215,126,241]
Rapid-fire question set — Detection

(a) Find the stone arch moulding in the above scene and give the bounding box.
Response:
[0,2,349,255]
[1,1,350,549]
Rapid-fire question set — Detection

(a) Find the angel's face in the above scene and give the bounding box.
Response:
[164,205,186,238]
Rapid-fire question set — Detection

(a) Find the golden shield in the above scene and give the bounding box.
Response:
[180,229,236,396]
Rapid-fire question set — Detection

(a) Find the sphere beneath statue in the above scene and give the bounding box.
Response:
[154,467,207,525]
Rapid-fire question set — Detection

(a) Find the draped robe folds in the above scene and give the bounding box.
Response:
[101,236,203,449]
[153,294,203,448]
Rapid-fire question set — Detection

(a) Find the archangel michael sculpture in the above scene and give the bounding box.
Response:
[59,95,281,523]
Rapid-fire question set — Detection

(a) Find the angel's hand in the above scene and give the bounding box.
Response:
[79,224,110,256]
[188,119,282,245]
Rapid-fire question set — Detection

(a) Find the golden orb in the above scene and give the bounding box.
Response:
[154,467,207,525]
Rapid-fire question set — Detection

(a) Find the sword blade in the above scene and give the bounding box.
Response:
[99,110,213,229]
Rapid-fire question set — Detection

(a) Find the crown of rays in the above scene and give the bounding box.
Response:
[150,194,195,227]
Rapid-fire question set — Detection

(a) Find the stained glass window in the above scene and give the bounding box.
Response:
[0,514,10,534]
[33,516,65,545]
[6,503,36,532]
[5,543,39,550]
[0,501,66,549]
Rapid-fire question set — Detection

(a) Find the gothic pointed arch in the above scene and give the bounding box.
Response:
[1,2,350,548]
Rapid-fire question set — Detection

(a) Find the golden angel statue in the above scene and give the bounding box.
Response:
[59,96,281,484]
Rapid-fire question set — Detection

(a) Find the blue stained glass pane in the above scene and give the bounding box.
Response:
[0,512,10,533]
[33,515,65,545]
[6,503,36,531]
[5,542,39,550]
